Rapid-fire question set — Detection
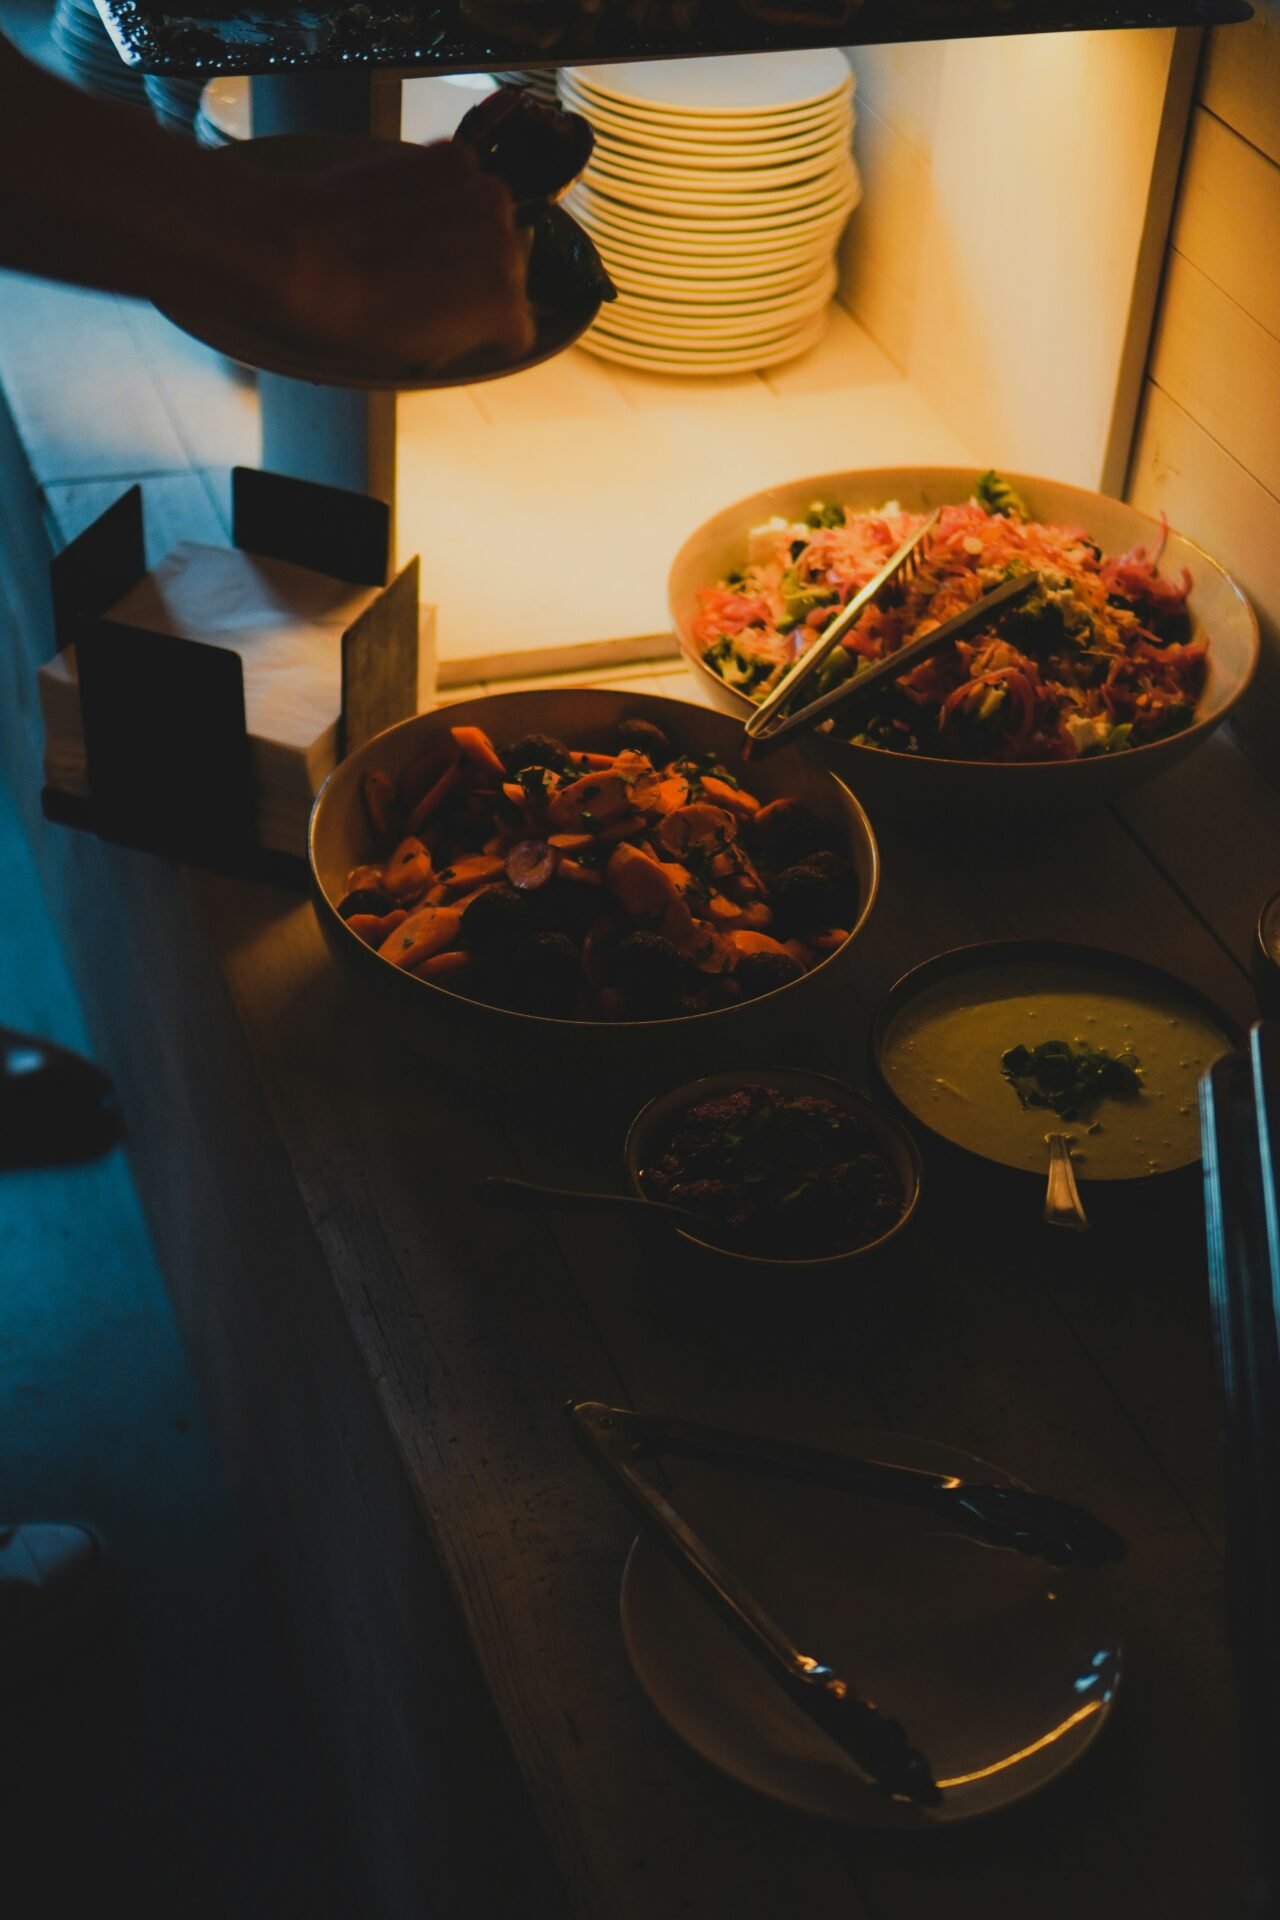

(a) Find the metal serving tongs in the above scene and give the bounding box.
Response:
[569,1400,1126,1809]
[742,505,1041,757]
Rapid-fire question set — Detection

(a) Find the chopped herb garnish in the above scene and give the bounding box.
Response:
[1001,1039,1142,1122]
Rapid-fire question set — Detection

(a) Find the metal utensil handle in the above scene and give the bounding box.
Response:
[750,569,1041,752]
[744,509,940,740]
[1044,1133,1090,1231]
[475,1175,672,1223]
[624,1408,1125,1567]
[568,1401,941,1806]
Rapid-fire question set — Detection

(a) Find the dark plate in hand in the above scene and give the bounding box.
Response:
[154,133,604,391]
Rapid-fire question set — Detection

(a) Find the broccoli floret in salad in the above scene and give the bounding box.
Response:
[704,634,775,695]
[803,501,847,530]
[974,470,1030,520]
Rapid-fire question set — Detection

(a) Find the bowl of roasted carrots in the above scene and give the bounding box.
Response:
[308,688,879,1086]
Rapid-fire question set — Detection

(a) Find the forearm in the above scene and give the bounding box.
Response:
[0,33,285,312]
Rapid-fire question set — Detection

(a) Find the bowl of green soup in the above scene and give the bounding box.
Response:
[871,943,1239,1188]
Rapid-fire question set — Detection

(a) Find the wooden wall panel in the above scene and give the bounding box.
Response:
[1200,0,1280,168]
[1130,6,1280,750]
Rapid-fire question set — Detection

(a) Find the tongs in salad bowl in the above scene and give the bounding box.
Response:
[569,1400,1126,1809]
[743,505,1041,756]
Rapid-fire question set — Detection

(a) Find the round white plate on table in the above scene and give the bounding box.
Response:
[620,1432,1121,1826]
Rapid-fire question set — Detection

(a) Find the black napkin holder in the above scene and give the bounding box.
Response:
[42,466,419,887]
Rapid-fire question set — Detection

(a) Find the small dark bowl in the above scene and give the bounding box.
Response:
[624,1066,923,1270]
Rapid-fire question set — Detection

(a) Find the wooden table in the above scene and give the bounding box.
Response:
[2,354,1278,1920]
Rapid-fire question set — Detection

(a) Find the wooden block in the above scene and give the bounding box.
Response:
[74,613,254,865]
[341,556,420,757]
[232,465,390,586]
[49,485,146,656]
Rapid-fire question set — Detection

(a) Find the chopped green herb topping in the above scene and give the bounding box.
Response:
[1001,1039,1142,1122]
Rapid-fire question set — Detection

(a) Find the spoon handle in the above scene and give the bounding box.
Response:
[476,1174,680,1225]
[1044,1133,1090,1231]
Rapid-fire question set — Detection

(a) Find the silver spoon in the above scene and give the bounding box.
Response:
[476,1174,706,1232]
[1044,1133,1090,1231]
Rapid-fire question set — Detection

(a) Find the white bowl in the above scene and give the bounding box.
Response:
[668,466,1260,814]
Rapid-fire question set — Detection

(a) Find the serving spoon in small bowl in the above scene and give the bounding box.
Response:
[1044,1132,1090,1231]
[476,1174,706,1233]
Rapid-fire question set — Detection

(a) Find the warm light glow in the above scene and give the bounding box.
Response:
[935,1700,1104,1789]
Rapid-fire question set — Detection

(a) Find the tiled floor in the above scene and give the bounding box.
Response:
[0,765,353,1917]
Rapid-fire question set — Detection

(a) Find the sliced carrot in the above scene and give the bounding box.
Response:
[548,831,593,853]
[449,883,499,915]
[753,797,807,836]
[655,803,737,858]
[807,927,850,954]
[379,905,464,970]
[568,751,617,772]
[646,774,691,817]
[450,724,507,783]
[346,863,383,894]
[726,930,793,960]
[412,950,473,982]
[362,767,399,842]
[433,853,505,898]
[589,812,647,851]
[733,900,774,931]
[783,940,815,969]
[406,758,462,835]
[346,908,407,946]
[700,774,760,819]
[382,835,434,902]
[605,841,681,922]
[547,770,631,833]
[559,859,603,887]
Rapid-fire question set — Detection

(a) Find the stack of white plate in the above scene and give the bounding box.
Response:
[560,51,857,377]
[51,0,148,108]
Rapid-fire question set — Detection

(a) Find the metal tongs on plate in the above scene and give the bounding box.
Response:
[569,1400,1125,1810]
[742,506,1042,756]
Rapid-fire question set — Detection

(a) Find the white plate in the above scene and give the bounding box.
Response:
[605,286,835,342]
[579,162,857,220]
[579,212,836,267]
[586,147,853,196]
[571,192,857,249]
[558,96,853,164]
[620,1433,1121,1827]
[559,78,853,146]
[594,302,831,349]
[608,258,835,301]
[609,271,837,325]
[564,53,852,116]
[581,311,830,375]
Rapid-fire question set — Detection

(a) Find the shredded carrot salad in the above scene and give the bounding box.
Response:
[694,473,1207,762]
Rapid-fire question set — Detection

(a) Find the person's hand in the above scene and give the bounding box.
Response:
[260,139,535,370]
